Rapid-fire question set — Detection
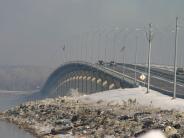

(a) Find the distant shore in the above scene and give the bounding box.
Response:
[0,90,38,95]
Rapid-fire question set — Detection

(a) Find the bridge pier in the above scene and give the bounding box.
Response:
[54,71,122,96]
[109,83,115,90]
[87,76,91,94]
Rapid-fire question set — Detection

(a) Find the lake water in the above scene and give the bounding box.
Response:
[0,81,102,138]
[0,91,35,138]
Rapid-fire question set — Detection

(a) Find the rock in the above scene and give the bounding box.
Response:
[55,119,71,125]
[173,124,181,129]
[134,130,147,137]
[96,109,102,116]
[134,112,151,116]
[134,112,151,122]
[152,124,165,130]
[71,115,78,122]
[168,133,181,138]
[118,115,129,120]
[175,112,184,118]
[83,130,87,134]
[142,119,154,129]
[60,99,65,103]
[94,127,105,138]
[8,110,19,116]
[159,110,174,114]
[164,126,177,136]
[51,126,72,135]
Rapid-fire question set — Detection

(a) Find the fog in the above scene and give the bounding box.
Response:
[0,0,184,67]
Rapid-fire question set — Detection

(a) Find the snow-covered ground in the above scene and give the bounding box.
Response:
[77,86,184,111]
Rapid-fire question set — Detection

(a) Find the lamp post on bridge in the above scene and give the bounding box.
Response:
[134,35,138,84]
[120,46,126,74]
[113,27,129,63]
[62,44,66,63]
[173,17,179,99]
[146,23,154,93]
[103,28,119,63]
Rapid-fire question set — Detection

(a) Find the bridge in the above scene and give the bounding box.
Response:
[37,61,184,99]
[39,61,136,98]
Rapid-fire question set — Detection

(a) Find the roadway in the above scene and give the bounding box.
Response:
[103,63,184,98]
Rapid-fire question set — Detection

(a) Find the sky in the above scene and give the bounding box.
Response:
[0,0,184,67]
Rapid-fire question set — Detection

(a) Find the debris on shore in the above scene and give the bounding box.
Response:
[1,93,184,138]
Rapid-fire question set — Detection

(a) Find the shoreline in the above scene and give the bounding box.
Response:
[1,91,184,138]
[0,90,36,96]
[0,118,39,138]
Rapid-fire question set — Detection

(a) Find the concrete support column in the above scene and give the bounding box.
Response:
[109,83,115,90]
[69,73,71,89]
[87,75,91,94]
[61,78,64,96]
[102,80,108,91]
[56,80,59,95]
[75,74,77,89]
[65,75,67,92]
[59,79,61,95]
[90,71,94,93]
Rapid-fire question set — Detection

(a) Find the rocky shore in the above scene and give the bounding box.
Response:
[1,92,184,138]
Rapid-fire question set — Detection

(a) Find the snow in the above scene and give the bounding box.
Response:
[77,86,184,111]
[139,130,166,138]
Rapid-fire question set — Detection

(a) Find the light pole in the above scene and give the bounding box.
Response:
[62,44,66,63]
[113,28,129,63]
[120,46,126,74]
[146,24,154,93]
[112,28,119,62]
[134,35,138,84]
[173,17,179,99]
[104,29,118,62]
[96,29,106,62]
[135,28,147,86]
[84,32,89,62]
[90,30,99,63]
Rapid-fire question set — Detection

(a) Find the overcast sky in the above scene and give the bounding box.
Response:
[0,0,184,67]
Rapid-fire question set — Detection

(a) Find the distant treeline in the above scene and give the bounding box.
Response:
[0,65,53,91]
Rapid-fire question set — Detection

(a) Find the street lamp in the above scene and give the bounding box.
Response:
[135,28,148,86]
[146,24,154,93]
[134,35,138,84]
[120,46,126,74]
[173,17,179,99]
[104,28,120,62]
[113,28,129,63]
[103,27,129,64]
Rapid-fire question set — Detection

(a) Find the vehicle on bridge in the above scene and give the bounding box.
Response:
[176,68,184,75]
[109,61,116,67]
[97,60,104,65]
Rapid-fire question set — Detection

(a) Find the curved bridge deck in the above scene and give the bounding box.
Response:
[40,61,137,97]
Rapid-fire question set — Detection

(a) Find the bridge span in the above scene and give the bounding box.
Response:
[31,61,184,100]
[40,61,136,98]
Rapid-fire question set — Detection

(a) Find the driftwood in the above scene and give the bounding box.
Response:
[50,126,73,135]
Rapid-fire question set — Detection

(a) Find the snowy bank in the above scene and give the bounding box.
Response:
[78,87,184,111]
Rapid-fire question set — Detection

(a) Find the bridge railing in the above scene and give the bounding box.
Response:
[111,63,184,99]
